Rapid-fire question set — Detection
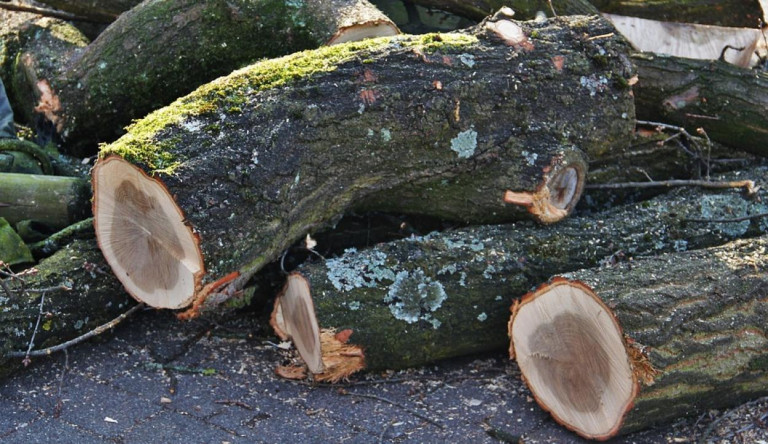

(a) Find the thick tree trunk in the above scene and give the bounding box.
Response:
[10,0,397,156]
[565,236,768,434]
[0,238,133,380]
[284,166,768,373]
[94,16,633,310]
[632,52,768,156]
[590,0,765,27]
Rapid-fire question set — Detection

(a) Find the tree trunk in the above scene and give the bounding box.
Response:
[283,166,767,373]
[564,236,768,434]
[0,173,90,229]
[10,0,398,156]
[632,52,768,156]
[0,238,133,380]
[590,0,765,27]
[93,15,633,311]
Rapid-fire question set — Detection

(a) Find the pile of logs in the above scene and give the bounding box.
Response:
[1,0,767,439]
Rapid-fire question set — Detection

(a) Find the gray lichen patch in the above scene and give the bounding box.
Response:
[325,248,396,291]
[699,195,749,237]
[383,269,447,328]
[450,128,478,159]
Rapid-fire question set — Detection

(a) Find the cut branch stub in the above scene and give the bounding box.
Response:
[503,150,586,224]
[508,277,637,440]
[91,156,204,309]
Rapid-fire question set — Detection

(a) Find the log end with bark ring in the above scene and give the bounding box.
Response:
[504,148,587,224]
[328,21,400,45]
[508,277,638,440]
[91,156,205,309]
[271,273,365,382]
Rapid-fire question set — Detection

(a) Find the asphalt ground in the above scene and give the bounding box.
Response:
[0,308,765,444]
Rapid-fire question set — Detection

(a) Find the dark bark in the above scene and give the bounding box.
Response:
[287,165,768,372]
[0,238,133,380]
[405,0,599,21]
[9,0,397,156]
[31,0,138,23]
[566,237,768,434]
[632,52,768,156]
[93,16,634,311]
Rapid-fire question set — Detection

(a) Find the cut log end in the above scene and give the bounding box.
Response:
[508,277,637,440]
[91,156,205,309]
[504,150,586,224]
[328,21,400,45]
[271,273,365,382]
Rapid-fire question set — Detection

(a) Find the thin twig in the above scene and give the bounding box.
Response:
[342,391,444,429]
[53,349,69,418]
[586,179,757,195]
[699,396,768,444]
[6,303,145,358]
[686,212,768,224]
[22,292,47,366]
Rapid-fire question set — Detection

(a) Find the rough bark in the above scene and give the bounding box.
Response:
[590,0,765,27]
[564,236,768,434]
[287,166,768,372]
[10,0,397,156]
[632,52,768,156]
[0,238,133,380]
[0,173,91,229]
[94,16,633,311]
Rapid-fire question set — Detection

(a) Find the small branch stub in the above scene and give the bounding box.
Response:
[504,150,586,224]
[91,156,205,309]
[508,277,637,440]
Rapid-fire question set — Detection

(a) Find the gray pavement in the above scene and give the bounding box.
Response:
[0,308,764,443]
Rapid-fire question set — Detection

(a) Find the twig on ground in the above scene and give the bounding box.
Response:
[698,396,768,444]
[341,391,444,429]
[53,349,69,418]
[6,303,145,359]
[22,292,47,366]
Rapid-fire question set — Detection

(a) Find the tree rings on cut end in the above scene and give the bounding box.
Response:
[508,277,637,440]
[91,156,204,309]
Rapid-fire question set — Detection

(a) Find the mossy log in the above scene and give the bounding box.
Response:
[0,173,90,229]
[10,0,397,156]
[590,0,765,27]
[94,15,634,312]
[632,52,768,156]
[563,236,768,434]
[284,166,768,373]
[0,238,133,380]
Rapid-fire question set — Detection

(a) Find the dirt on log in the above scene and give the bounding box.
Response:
[92,15,633,312]
[284,166,768,373]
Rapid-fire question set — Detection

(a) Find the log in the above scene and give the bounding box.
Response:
[561,236,768,434]
[92,15,634,314]
[30,0,138,23]
[632,52,768,156]
[275,166,768,378]
[590,0,765,27]
[405,0,599,21]
[0,238,133,380]
[0,173,91,229]
[10,0,398,156]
